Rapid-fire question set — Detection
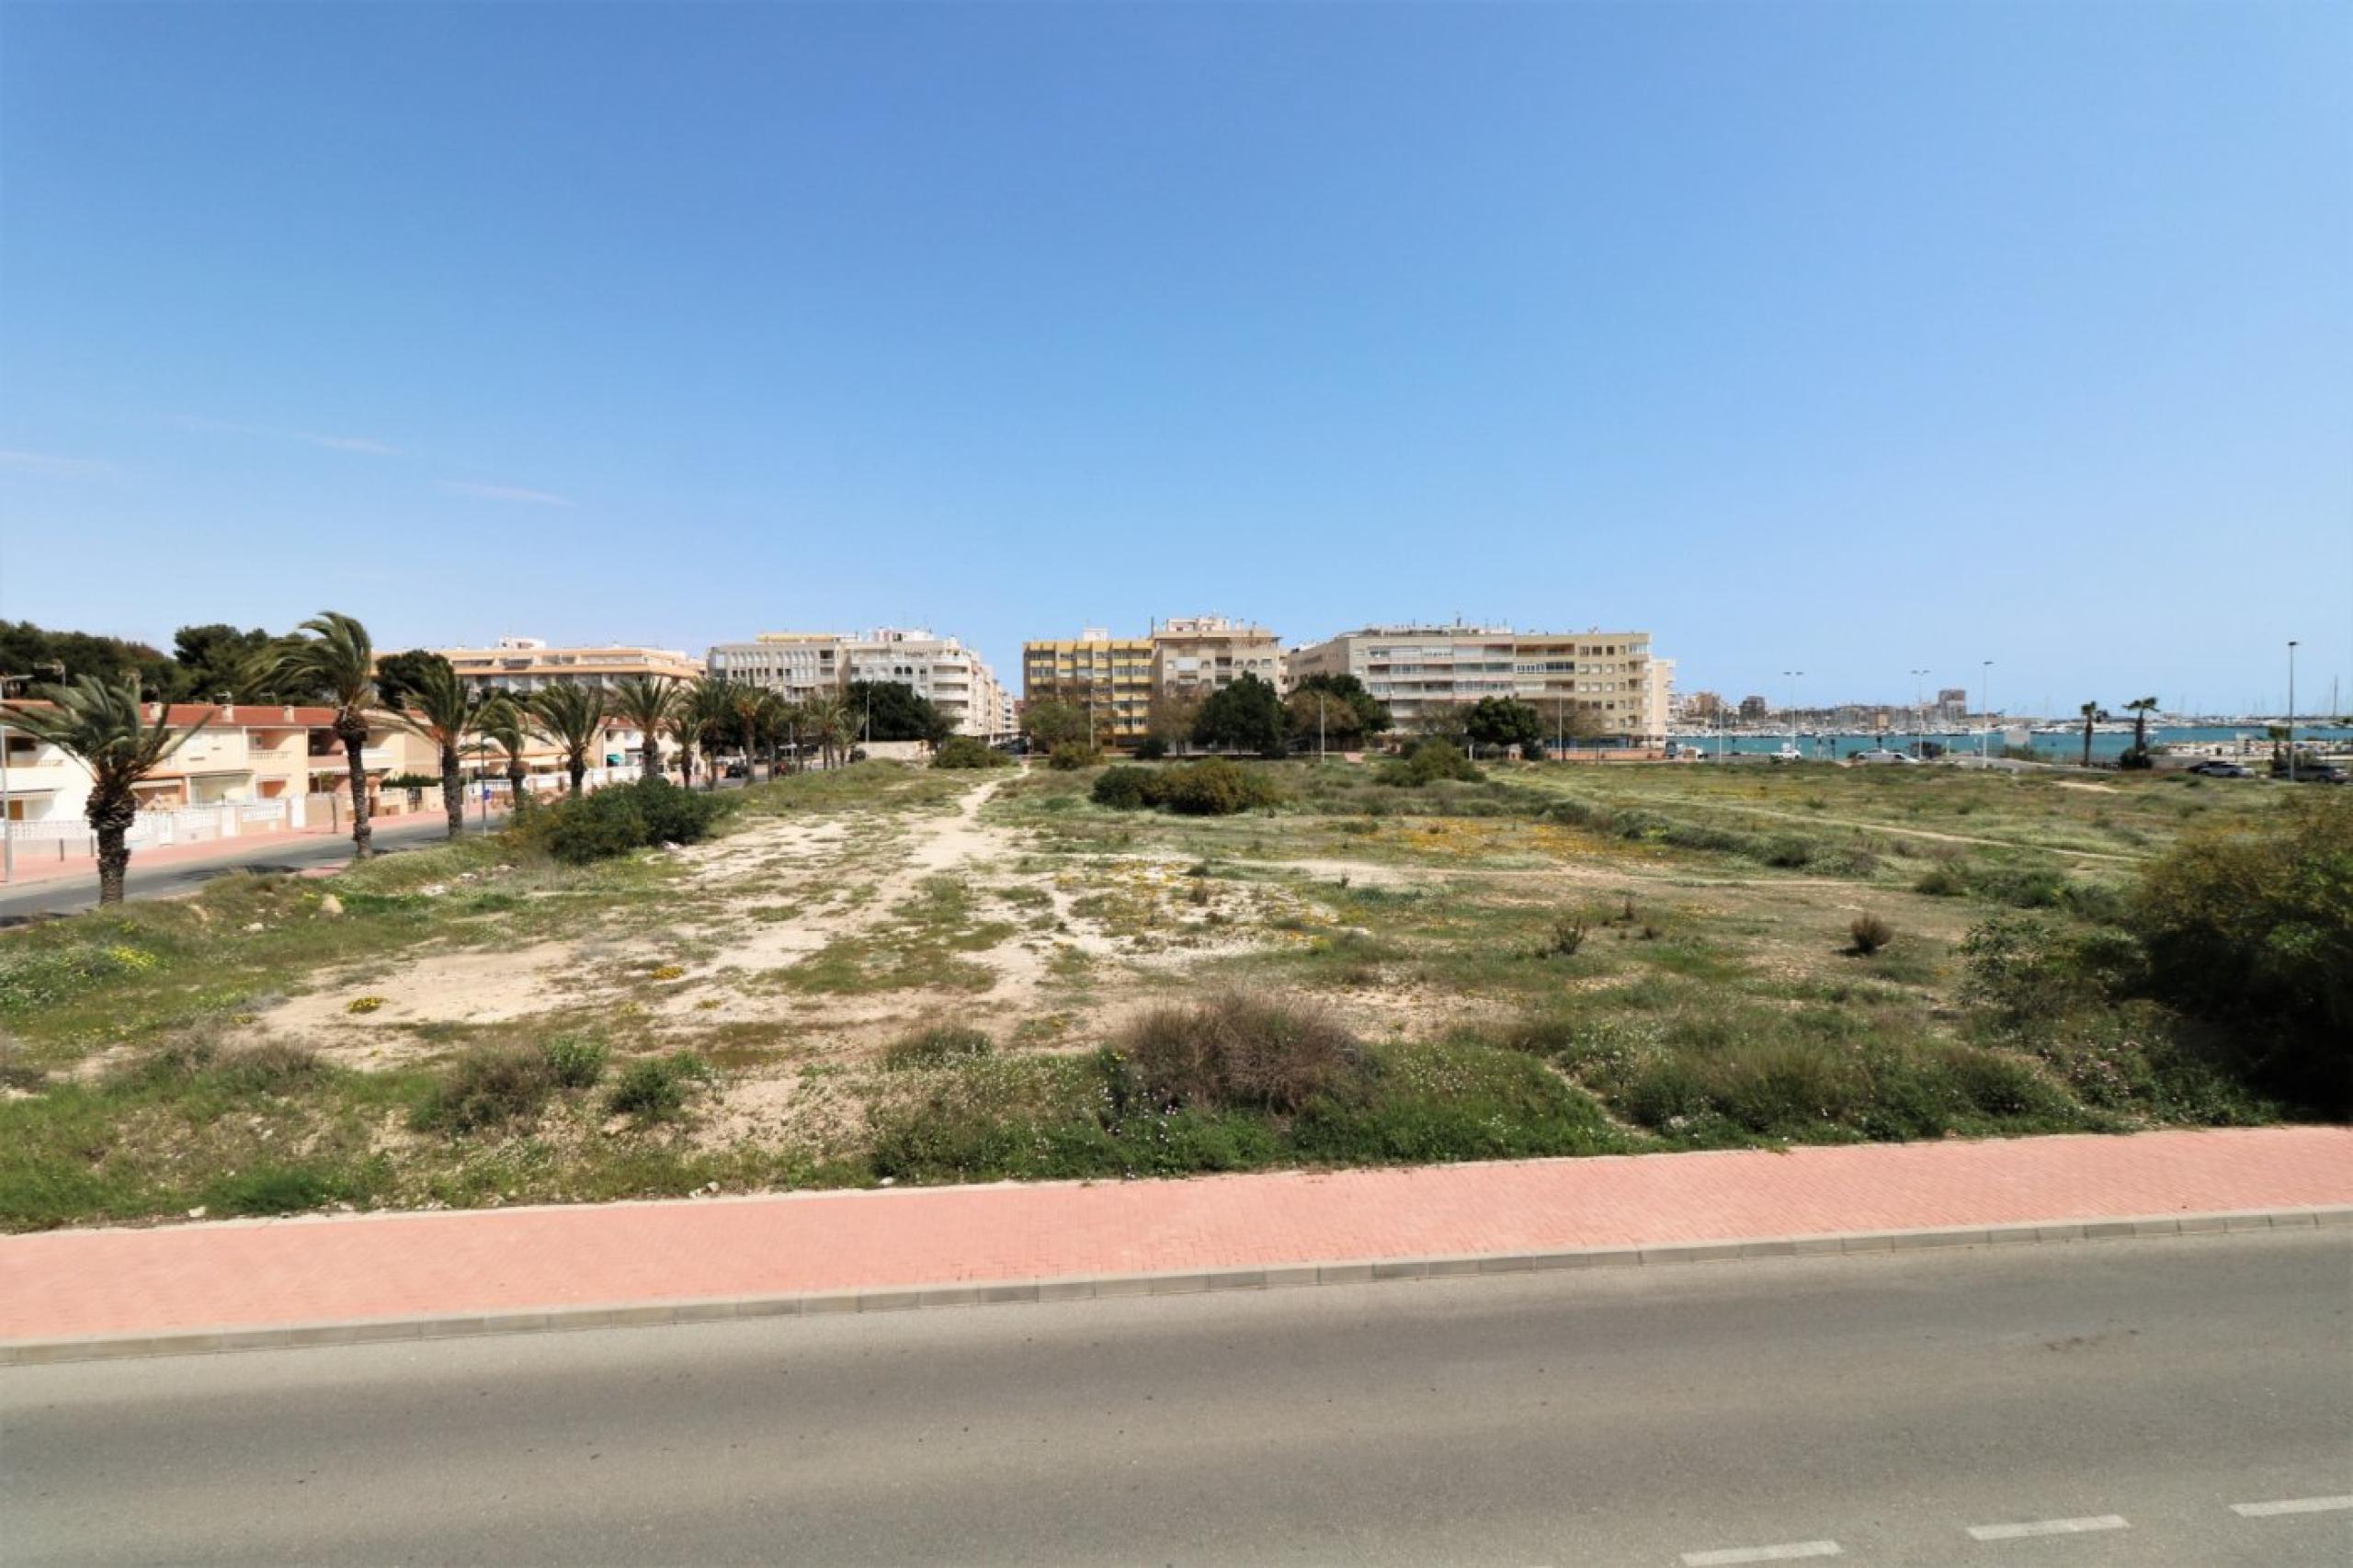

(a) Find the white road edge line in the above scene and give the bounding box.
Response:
[1965,1516,2128,1541]
[1681,1543,1842,1566]
[2232,1495,2353,1517]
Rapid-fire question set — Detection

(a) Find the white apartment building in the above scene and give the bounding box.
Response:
[1288,624,1669,742]
[707,630,1010,739]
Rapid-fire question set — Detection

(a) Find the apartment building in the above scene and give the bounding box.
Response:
[838,629,1009,740]
[3,704,393,825]
[1285,623,1520,729]
[1288,624,1669,742]
[1022,629,1155,744]
[1150,616,1284,697]
[706,630,1009,739]
[434,637,703,696]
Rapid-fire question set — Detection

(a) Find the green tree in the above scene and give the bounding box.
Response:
[371,649,453,712]
[388,658,488,840]
[2120,697,2159,770]
[676,677,737,788]
[0,620,173,696]
[278,610,382,858]
[1286,673,1392,753]
[800,693,853,769]
[1191,674,1286,757]
[1,675,205,903]
[610,675,683,780]
[1021,698,1090,750]
[169,624,311,704]
[477,695,539,816]
[529,683,607,798]
[2078,701,2108,769]
[846,680,952,744]
[1463,697,1546,756]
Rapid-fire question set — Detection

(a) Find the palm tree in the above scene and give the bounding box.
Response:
[2,675,206,904]
[278,610,381,858]
[529,684,607,797]
[2077,701,2107,769]
[754,689,791,779]
[801,693,851,770]
[722,681,768,784]
[388,659,488,840]
[679,677,736,790]
[2122,697,2160,767]
[610,675,682,781]
[477,695,538,816]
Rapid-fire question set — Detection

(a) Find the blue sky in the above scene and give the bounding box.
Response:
[2,2,2347,714]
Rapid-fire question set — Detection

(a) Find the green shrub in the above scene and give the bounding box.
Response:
[1115,993,1364,1113]
[1291,1041,1620,1163]
[1541,915,1588,958]
[1132,736,1169,761]
[540,1036,608,1089]
[1376,740,1481,788]
[1158,757,1283,815]
[517,778,729,865]
[2129,797,2353,1109]
[884,1025,995,1070]
[606,1053,712,1121]
[1848,914,1893,955]
[1913,865,1967,897]
[933,735,1012,769]
[199,1162,347,1217]
[1091,766,1155,810]
[1047,742,1100,771]
[416,1046,556,1133]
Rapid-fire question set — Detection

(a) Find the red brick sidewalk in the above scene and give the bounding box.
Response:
[4,1128,2347,1347]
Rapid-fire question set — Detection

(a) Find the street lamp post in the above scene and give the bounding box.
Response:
[1979,660,1995,760]
[2287,640,2299,782]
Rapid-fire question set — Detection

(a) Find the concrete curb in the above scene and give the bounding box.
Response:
[6,1204,2346,1367]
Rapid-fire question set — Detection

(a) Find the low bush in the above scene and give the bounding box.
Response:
[415,1045,557,1133]
[1047,742,1100,771]
[1541,915,1588,958]
[1114,993,1364,1113]
[1159,757,1283,815]
[1377,740,1482,788]
[1848,914,1893,955]
[515,778,729,865]
[540,1036,608,1089]
[932,735,1012,769]
[1913,864,1967,897]
[1092,758,1283,815]
[1132,736,1169,761]
[884,1024,995,1070]
[606,1053,712,1121]
[2129,797,2352,1109]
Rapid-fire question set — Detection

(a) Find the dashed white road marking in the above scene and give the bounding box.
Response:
[2232,1495,2353,1517]
[1965,1515,2128,1541]
[1680,1543,1842,1566]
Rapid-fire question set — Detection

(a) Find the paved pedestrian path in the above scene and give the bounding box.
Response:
[4,1128,2347,1350]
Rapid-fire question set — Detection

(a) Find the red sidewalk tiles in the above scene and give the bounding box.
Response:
[4,1127,2348,1343]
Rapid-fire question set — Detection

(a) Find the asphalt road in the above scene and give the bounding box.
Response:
[5,1231,2347,1565]
[0,812,471,925]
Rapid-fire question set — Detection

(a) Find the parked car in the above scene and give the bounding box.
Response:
[2293,765,2349,785]
[1848,748,1919,766]
[2188,760,2252,778]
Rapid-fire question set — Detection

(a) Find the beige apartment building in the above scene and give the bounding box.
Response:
[706,630,1010,739]
[1022,629,1155,744]
[1288,624,1669,743]
[433,637,703,696]
[1150,616,1283,697]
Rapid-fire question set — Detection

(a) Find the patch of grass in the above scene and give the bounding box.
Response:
[606,1053,713,1122]
[884,1024,995,1070]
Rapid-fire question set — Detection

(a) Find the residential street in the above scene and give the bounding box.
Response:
[5,1231,2347,1565]
[0,812,465,924]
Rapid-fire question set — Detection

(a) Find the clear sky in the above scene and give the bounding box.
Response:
[2,2,2347,714]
